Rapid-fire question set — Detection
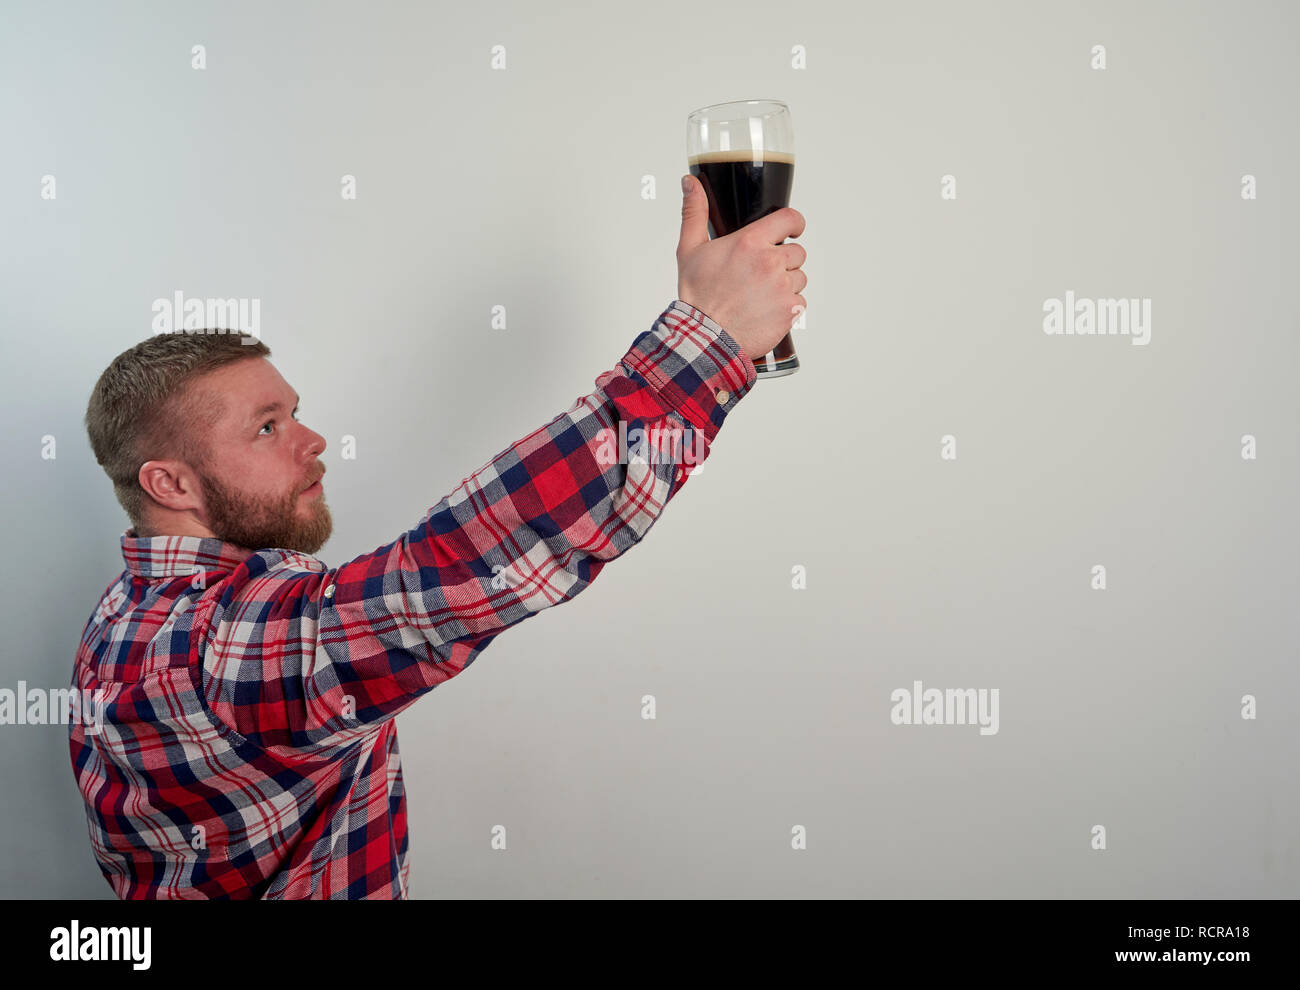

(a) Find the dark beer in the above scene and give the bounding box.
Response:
[688,151,794,239]
[687,150,798,371]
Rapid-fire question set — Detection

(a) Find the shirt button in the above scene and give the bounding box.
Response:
[324,584,335,598]
[715,389,731,404]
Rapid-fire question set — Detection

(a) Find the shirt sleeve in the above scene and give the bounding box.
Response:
[198,300,757,761]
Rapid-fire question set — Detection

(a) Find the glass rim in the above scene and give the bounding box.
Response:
[687,99,789,121]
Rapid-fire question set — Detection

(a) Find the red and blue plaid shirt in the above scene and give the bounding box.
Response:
[68,300,756,898]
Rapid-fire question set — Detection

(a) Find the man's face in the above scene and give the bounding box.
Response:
[186,357,332,555]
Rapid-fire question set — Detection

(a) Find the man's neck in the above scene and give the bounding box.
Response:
[133,517,217,540]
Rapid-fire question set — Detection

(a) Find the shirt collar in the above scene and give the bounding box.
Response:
[120,528,255,578]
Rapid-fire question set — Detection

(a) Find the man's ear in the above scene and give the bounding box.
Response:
[138,460,204,514]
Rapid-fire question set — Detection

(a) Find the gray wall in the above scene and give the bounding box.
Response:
[1,0,1295,898]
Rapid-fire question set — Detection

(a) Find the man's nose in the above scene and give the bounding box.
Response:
[302,425,326,457]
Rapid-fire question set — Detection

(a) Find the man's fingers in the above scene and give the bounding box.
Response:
[755,206,806,243]
[781,242,807,270]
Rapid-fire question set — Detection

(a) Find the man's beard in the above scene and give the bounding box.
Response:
[196,464,333,555]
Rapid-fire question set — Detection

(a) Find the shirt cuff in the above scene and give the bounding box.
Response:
[618,300,759,443]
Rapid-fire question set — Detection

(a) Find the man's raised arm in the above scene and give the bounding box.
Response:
[200,179,807,760]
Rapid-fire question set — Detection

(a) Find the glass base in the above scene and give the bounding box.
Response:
[754,355,799,379]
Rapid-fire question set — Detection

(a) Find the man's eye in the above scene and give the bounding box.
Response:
[258,411,298,435]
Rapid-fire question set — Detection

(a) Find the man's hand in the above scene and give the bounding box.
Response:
[676,173,807,361]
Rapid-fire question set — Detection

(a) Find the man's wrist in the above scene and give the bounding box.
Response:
[618,301,758,442]
[667,300,753,369]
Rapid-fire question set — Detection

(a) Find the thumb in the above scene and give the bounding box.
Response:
[677,174,708,256]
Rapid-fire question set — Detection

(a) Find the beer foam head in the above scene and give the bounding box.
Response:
[688,150,794,166]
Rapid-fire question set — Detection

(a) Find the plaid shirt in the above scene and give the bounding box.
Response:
[68,300,756,898]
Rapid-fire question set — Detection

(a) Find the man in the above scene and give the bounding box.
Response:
[69,176,808,898]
